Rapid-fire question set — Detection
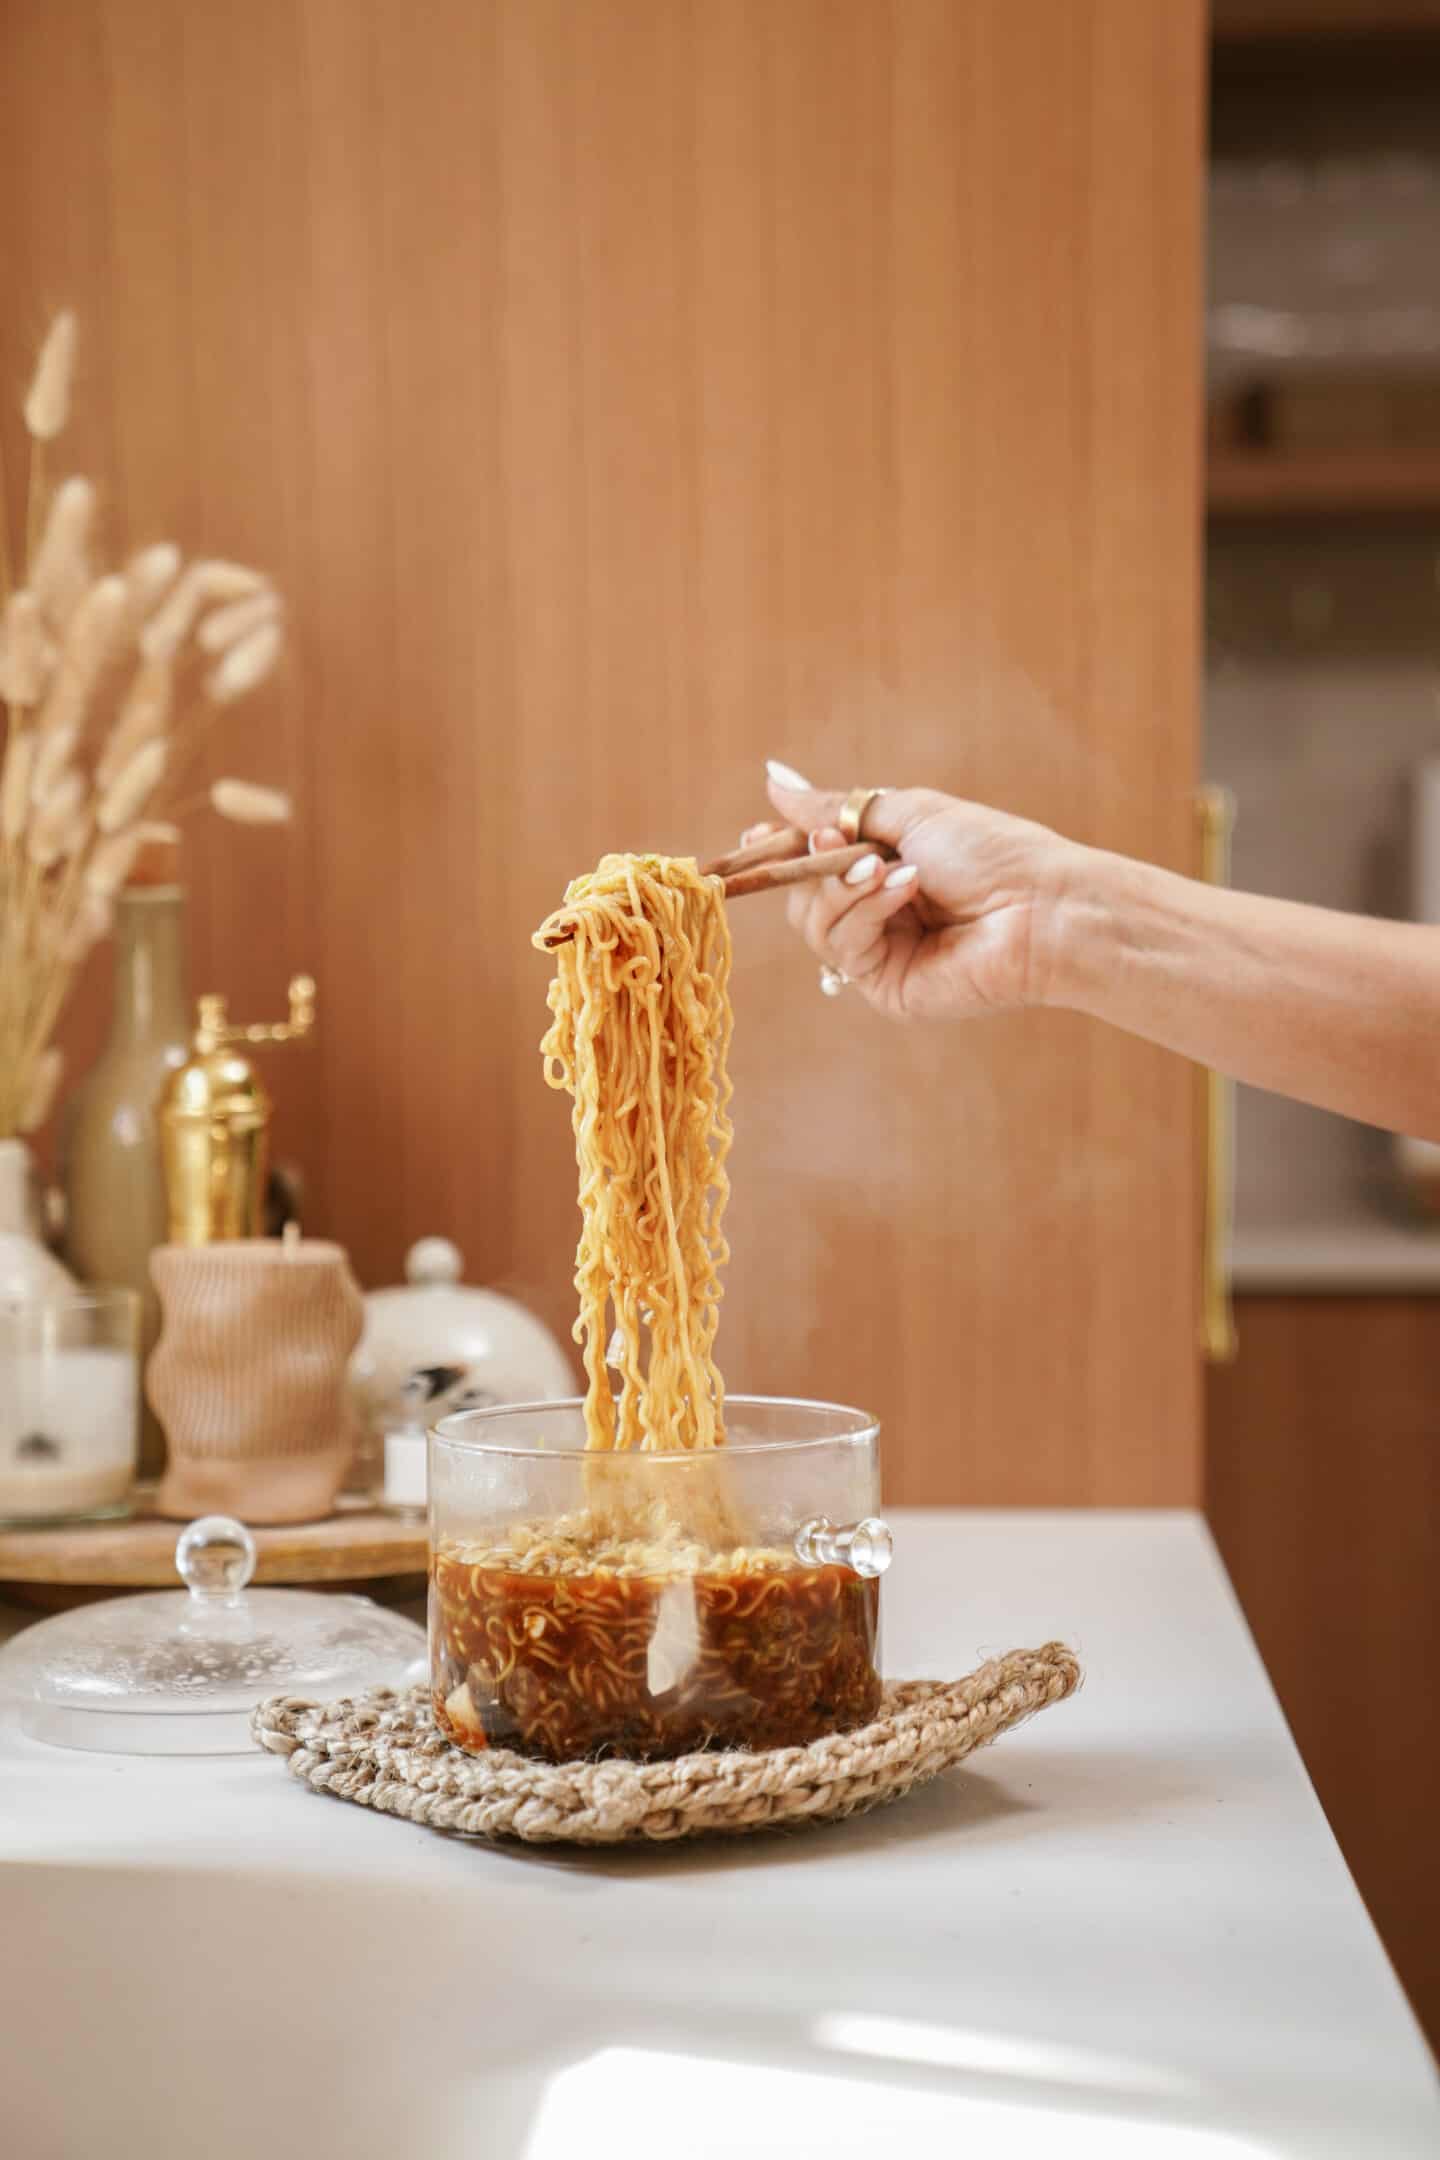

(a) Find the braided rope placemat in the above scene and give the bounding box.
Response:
[250,1641,1080,1846]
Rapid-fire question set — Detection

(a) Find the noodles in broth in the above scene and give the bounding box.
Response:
[428,853,882,1759]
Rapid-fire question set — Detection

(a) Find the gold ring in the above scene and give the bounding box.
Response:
[838,787,887,845]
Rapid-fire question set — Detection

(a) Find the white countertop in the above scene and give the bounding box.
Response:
[2,1509,1435,2159]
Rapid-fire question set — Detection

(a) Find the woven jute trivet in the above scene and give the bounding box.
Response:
[250,1641,1080,1846]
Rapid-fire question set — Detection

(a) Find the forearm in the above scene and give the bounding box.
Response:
[1049,847,1440,1140]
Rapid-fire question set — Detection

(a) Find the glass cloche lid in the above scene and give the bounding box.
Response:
[0,1514,427,1755]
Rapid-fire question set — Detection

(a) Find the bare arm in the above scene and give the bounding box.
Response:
[760,767,1440,1143]
[1054,847,1440,1142]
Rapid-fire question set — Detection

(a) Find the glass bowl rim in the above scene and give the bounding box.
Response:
[430,1393,880,1462]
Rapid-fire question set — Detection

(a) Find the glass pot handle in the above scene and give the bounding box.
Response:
[795,1515,893,1578]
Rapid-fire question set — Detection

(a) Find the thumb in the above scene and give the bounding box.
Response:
[763,762,948,849]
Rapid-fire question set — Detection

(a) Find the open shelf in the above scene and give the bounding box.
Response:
[1208,447,1440,518]
[1213,2,1440,39]
[1231,1219,1440,1293]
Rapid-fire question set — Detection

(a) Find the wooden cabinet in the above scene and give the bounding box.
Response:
[1209,1296,1440,2045]
[0,0,1205,1509]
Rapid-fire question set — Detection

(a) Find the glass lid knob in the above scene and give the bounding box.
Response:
[795,1515,894,1579]
[175,1515,257,1604]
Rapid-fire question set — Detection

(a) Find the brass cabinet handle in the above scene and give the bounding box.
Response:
[1196,787,1237,1364]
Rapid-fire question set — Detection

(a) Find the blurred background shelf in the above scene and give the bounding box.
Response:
[1205,0,1440,2044]
[1209,448,1440,518]
[1213,2,1440,48]
[1231,1218,1440,1291]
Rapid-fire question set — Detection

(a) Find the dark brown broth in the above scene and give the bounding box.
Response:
[430,1542,881,1762]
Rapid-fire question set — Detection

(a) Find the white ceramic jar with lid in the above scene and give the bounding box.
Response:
[350,1239,575,1514]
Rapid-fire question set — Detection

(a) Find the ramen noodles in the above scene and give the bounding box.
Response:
[428,855,882,1761]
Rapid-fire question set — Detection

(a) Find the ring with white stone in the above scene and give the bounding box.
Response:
[818,962,849,998]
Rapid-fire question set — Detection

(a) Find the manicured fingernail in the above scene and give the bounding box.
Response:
[845,853,881,885]
[766,759,811,790]
[884,863,919,890]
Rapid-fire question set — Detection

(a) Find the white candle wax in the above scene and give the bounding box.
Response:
[382,1427,428,1511]
[0,1345,139,1520]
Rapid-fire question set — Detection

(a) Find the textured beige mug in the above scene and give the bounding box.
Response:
[150,1240,363,1523]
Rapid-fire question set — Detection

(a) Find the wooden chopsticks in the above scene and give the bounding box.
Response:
[538,830,896,948]
[700,828,809,881]
[707,835,897,898]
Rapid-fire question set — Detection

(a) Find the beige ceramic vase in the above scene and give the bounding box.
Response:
[62,886,191,1479]
[150,1240,363,1523]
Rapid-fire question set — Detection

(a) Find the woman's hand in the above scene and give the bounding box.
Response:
[749,763,1082,1021]
[741,761,1440,1143]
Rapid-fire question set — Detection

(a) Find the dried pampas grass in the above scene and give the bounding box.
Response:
[27,769,86,869]
[141,558,269,662]
[23,313,77,443]
[61,886,113,965]
[96,652,173,789]
[0,732,35,846]
[197,588,281,654]
[120,542,182,636]
[97,737,167,833]
[205,617,282,703]
[37,572,128,738]
[86,821,179,897]
[29,719,79,805]
[211,779,292,826]
[0,592,55,707]
[27,476,96,629]
[0,311,295,1136]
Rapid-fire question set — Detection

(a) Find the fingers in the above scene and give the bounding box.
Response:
[763,760,950,850]
[736,817,844,857]
[786,852,922,982]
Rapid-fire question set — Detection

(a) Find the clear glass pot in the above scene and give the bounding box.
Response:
[428,1396,892,1763]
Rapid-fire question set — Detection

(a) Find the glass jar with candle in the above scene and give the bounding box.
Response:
[0,1288,141,1525]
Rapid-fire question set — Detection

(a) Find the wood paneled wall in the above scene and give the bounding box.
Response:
[1209,1297,1440,2046]
[0,0,1203,1504]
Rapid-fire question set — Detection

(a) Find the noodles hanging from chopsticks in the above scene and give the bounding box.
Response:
[533,854,734,1452]
[426,854,885,1763]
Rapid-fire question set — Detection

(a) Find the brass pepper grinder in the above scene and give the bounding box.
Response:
[159,977,316,1244]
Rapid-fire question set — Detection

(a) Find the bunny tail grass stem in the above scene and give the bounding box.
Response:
[25,441,46,581]
[19,1045,62,1134]
[0,851,44,1134]
[16,847,86,1087]
[0,439,12,608]
[157,691,234,796]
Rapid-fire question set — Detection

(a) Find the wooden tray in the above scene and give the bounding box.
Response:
[0,1490,426,1612]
